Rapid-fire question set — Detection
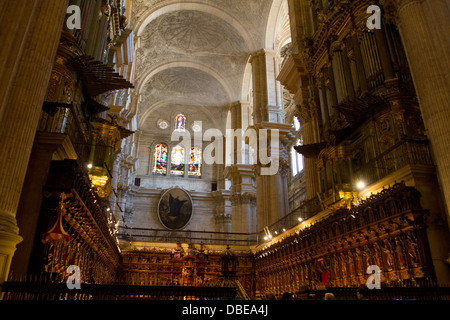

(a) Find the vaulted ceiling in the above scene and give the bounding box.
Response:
[130,0,288,131]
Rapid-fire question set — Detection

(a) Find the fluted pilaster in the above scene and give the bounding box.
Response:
[391,0,450,225]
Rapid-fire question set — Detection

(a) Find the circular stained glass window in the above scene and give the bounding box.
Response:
[158,120,169,129]
[191,123,201,132]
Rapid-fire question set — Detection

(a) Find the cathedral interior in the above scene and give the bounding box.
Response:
[1,0,450,301]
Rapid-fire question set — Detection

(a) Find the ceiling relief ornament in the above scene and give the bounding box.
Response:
[144,67,230,106]
[157,10,247,55]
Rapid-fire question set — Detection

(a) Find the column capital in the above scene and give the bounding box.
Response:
[223,164,255,180]
[249,48,277,62]
[380,0,424,23]
[230,192,256,206]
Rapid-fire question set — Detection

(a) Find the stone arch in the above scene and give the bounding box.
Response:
[240,56,253,102]
[265,0,291,54]
[136,60,234,100]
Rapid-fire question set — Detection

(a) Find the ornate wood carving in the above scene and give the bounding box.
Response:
[255,182,435,294]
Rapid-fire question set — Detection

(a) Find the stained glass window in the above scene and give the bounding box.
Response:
[191,122,201,132]
[153,144,168,175]
[175,114,186,131]
[170,145,185,175]
[158,119,169,129]
[188,146,202,177]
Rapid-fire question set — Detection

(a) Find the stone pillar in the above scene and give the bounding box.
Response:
[250,48,291,233]
[0,0,69,284]
[228,101,252,164]
[250,49,285,124]
[225,101,256,235]
[253,122,293,230]
[224,165,256,234]
[386,0,450,226]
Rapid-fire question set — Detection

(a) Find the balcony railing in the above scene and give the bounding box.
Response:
[118,227,258,246]
[118,197,322,247]
[354,138,433,186]
[257,197,322,242]
[38,102,91,162]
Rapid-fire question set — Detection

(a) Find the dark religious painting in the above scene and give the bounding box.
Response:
[158,187,193,229]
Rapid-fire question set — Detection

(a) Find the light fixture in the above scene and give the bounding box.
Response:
[298,217,303,222]
[106,208,110,212]
[282,228,286,232]
[87,163,93,169]
[356,181,366,190]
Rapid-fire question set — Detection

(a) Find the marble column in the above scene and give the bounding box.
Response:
[388,0,450,225]
[0,0,69,283]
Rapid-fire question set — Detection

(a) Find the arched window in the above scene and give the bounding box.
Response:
[153,144,168,175]
[170,145,185,175]
[188,146,202,177]
[291,140,304,176]
[174,113,186,131]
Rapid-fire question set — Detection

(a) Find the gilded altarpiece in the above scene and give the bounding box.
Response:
[119,244,254,296]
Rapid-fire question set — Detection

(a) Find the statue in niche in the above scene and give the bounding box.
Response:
[382,239,395,271]
[332,255,339,278]
[360,247,371,278]
[405,234,420,267]
[372,243,383,270]
[347,253,355,276]
[394,238,407,269]
[355,248,364,275]
[340,253,347,278]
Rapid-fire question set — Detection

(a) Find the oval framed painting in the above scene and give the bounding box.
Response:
[158,187,193,230]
